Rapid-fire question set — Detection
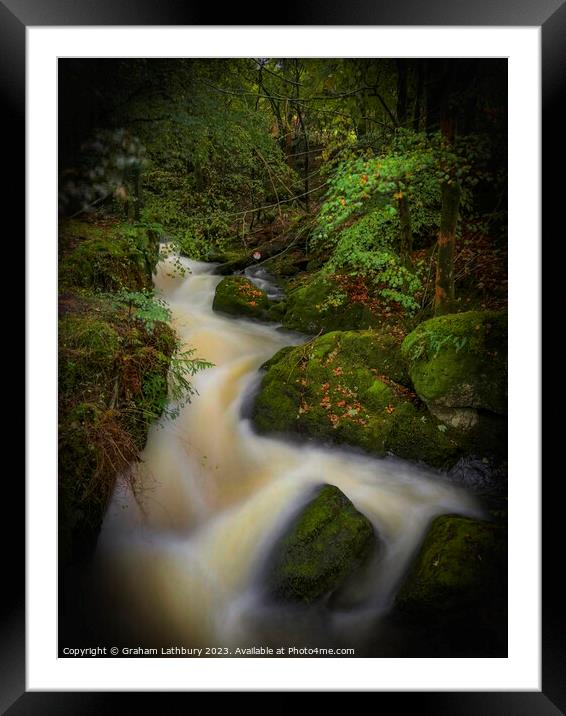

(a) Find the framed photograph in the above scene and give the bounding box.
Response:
[9,0,554,710]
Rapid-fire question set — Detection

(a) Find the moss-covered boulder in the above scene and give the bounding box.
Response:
[267,485,376,603]
[395,514,507,619]
[212,276,270,319]
[281,273,381,334]
[401,311,507,429]
[252,330,464,469]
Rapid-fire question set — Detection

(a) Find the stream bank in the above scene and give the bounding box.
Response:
[58,217,178,568]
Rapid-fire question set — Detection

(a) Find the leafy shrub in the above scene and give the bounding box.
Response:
[316,210,422,313]
[311,128,492,314]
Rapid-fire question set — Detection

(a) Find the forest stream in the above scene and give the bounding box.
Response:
[91,251,483,655]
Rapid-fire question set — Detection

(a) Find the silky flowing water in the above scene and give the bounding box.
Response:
[93,253,483,655]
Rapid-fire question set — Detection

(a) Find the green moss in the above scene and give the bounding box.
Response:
[365,379,395,408]
[386,404,462,468]
[59,315,121,392]
[395,515,507,618]
[212,276,270,319]
[266,299,287,321]
[401,311,507,415]
[267,485,376,603]
[59,219,160,292]
[281,273,381,334]
[252,329,462,469]
[335,329,410,386]
[151,320,178,356]
[59,218,108,247]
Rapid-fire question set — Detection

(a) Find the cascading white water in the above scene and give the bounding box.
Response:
[94,253,483,653]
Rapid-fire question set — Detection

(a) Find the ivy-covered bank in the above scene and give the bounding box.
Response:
[58,217,206,567]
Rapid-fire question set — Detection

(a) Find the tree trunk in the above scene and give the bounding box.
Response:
[435,180,460,315]
[296,107,310,212]
[293,59,310,212]
[425,60,443,135]
[413,62,424,131]
[396,59,408,126]
[255,64,263,111]
[395,60,412,261]
[433,67,460,316]
[133,166,141,221]
[256,67,285,149]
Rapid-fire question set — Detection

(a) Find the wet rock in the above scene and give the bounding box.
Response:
[394,514,507,619]
[212,276,270,319]
[266,485,376,604]
[448,456,507,495]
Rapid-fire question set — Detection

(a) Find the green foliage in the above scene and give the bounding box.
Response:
[171,214,233,259]
[315,130,438,236]
[322,211,424,313]
[109,290,171,331]
[317,289,348,313]
[165,349,214,419]
[407,330,469,363]
[310,132,439,313]
[158,243,190,277]
[125,60,302,255]
[316,129,489,244]
[59,315,121,394]
[138,346,214,422]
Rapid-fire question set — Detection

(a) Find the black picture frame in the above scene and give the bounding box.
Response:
[8,1,553,711]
